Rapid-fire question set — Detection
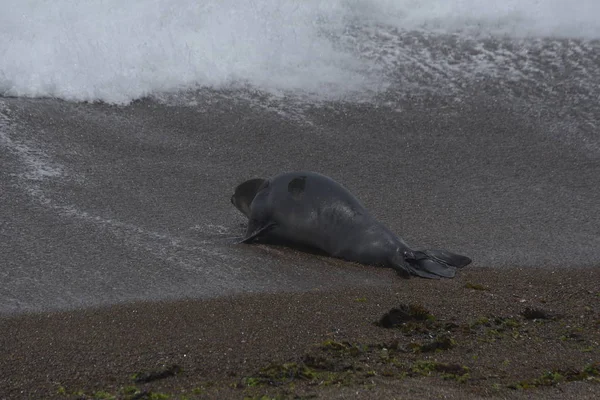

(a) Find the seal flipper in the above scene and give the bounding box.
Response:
[404,249,472,279]
[406,258,454,279]
[239,220,277,244]
[421,249,471,269]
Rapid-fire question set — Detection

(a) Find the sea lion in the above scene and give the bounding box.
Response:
[231,171,471,279]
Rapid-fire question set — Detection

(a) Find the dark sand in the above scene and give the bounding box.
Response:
[2,266,599,399]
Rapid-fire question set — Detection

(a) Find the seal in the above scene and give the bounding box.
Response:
[231,171,471,278]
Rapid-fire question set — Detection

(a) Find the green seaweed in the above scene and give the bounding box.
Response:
[131,364,182,383]
[470,317,490,328]
[411,361,469,380]
[407,304,435,321]
[148,393,170,400]
[243,363,317,387]
[465,282,489,291]
[122,386,138,395]
[409,334,456,353]
[93,392,115,400]
[320,340,364,355]
[508,363,600,389]
[468,316,523,342]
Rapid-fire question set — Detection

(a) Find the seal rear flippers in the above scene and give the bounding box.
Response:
[405,249,472,279]
[421,249,471,268]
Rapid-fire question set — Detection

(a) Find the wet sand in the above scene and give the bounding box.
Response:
[1,266,599,399]
[1,33,600,399]
[1,88,599,314]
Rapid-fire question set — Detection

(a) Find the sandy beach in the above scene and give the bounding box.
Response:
[2,266,598,399]
[2,4,600,399]
[2,59,599,399]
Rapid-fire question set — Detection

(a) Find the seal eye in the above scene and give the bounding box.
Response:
[288,176,307,199]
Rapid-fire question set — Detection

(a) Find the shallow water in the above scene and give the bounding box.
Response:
[1,1,599,313]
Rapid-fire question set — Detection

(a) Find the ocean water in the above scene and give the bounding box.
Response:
[1,0,599,104]
[1,1,600,313]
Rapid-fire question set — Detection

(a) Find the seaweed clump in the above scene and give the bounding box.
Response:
[464,282,489,291]
[409,334,456,353]
[466,316,523,341]
[411,361,470,383]
[131,364,182,383]
[242,363,317,387]
[508,363,600,389]
[521,307,554,320]
[378,304,434,328]
[377,304,458,352]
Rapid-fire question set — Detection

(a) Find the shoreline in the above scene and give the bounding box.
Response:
[2,266,599,399]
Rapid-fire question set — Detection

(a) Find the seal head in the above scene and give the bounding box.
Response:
[231,178,267,218]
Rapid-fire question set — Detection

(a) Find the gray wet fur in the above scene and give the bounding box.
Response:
[231,171,471,279]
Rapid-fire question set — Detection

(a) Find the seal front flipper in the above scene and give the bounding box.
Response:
[403,249,472,279]
[239,220,277,244]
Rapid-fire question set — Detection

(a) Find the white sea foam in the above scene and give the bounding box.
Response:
[366,0,600,38]
[0,0,598,104]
